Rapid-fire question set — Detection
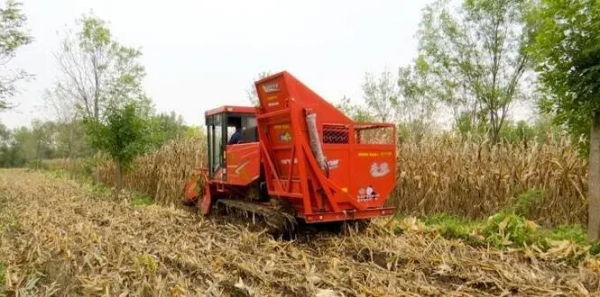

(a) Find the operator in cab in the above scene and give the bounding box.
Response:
[228,126,242,144]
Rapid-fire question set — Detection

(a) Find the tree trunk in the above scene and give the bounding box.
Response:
[115,161,122,199]
[588,110,600,241]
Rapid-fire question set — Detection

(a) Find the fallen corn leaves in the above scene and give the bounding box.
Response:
[0,169,599,296]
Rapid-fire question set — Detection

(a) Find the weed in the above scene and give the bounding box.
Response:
[0,261,5,292]
[590,242,600,255]
[137,254,158,274]
[131,193,153,206]
[480,212,541,248]
[421,213,485,246]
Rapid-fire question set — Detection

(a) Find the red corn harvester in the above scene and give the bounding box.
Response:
[183,71,396,236]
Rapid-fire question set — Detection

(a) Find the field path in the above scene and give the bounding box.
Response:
[0,169,598,296]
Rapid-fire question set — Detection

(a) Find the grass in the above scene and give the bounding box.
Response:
[420,213,483,245]
[415,210,600,258]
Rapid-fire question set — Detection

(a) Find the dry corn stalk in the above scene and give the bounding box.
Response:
[47,134,588,227]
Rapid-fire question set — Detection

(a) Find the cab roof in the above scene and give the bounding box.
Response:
[205,106,256,116]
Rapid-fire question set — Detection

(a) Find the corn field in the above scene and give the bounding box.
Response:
[45,135,588,227]
[393,136,588,227]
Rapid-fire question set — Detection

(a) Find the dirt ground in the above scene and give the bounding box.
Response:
[0,169,599,297]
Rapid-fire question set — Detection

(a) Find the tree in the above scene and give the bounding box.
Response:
[246,71,271,106]
[0,0,32,110]
[335,96,375,122]
[44,87,89,162]
[418,0,533,143]
[148,111,188,149]
[529,0,600,241]
[84,102,150,194]
[50,13,150,186]
[53,14,146,121]
[398,57,438,142]
[361,69,399,122]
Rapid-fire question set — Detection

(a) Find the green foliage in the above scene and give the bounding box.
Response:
[361,69,399,122]
[546,225,588,245]
[421,213,483,245]
[397,58,438,142]
[499,120,536,143]
[509,188,544,217]
[481,212,540,248]
[0,0,33,110]
[417,0,534,143]
[419,210,600,253]
[136,254,158,274]
[591,241,600,255]
[84,102,150,173]
[148,111,188,149]
[528,0,600,155]
[456,112,565,144]
[335,96,374,122]
[131,193,153,206]
[184,126,205,139]
[0,260,5,292]
[54,14,147,120]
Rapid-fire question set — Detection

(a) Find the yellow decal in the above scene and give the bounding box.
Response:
[267,95,278,101]
[273,124,290,130]
[342,187,348,193]
[358,151,393,157]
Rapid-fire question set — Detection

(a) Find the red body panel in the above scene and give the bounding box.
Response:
[225,143,260,186]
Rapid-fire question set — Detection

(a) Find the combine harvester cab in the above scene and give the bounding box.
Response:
[255,71,397,223]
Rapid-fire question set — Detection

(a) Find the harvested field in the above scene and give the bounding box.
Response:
[1,169,599,296]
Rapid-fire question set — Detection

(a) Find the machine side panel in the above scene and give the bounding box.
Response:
[225,142,260,186]
[349,144,397,208]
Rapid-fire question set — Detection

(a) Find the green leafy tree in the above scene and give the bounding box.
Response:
[85,102,150,193]
[335,96,375,122]
[398,57,438,142]
[0,0,32,110]
[246,71,272,106]
[418,0,534,143]
[44,87,90,161]
[529,0,600,240]
[184,125,205,139]
[148,111,187,149]
[52,14,146,121]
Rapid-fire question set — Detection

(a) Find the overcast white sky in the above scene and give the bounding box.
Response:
[1,0,431,128]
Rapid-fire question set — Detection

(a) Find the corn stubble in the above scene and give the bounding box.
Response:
[1,169,599,296]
